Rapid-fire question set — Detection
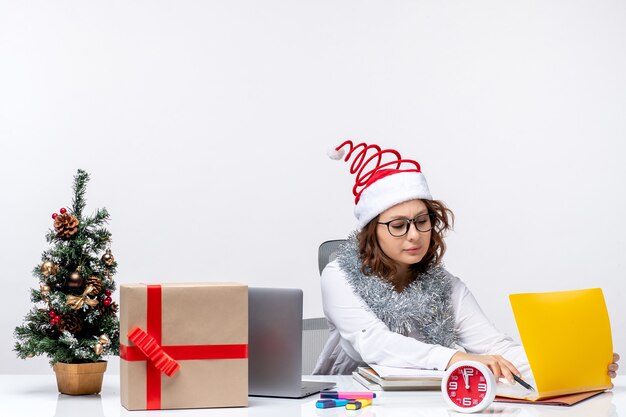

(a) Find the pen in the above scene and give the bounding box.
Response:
[345,398,373,410]
[513,374,535,391]
[316,399,349,409]
[320,391,376,400]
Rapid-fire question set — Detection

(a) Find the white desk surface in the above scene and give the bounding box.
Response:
[1,374,623,417]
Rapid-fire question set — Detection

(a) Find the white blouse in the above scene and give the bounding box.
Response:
[314,259,532,386]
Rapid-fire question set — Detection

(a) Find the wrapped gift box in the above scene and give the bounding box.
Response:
[120,283,248,410]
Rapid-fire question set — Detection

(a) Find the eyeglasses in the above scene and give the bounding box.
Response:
[377,213,435,237]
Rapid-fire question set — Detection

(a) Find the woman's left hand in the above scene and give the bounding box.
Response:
[609,353,620,378]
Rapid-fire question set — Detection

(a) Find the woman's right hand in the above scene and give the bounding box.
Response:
[447,351,520,383]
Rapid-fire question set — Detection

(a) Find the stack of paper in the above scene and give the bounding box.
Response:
[352,365,443,391]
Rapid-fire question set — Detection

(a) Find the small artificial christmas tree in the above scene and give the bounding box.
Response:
[14,169,120,369]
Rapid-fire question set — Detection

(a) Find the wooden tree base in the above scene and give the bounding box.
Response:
[53,361,107,395]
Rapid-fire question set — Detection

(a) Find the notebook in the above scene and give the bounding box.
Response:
[248,287,335,398]
[498,287,613,403]
[354,366,443,390]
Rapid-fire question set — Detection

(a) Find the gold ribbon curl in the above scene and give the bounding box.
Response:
[66,285,99,310]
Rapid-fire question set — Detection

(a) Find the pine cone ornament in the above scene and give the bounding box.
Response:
[85,276,102,295]
[98,301,119,316]
[53,213,80,239]
[58,313,82,334]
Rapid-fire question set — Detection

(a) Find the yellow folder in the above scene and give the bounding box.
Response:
[508,288,613,400]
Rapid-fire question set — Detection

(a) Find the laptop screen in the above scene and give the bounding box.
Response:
[248,287,304,396]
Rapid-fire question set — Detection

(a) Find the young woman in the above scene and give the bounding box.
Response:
[313,140,619,386]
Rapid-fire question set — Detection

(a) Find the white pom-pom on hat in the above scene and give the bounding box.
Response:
[327,148,345,160]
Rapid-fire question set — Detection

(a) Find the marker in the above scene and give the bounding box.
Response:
[320,391,376,400]
[513,375,535,391]
[345,398,373,410]
[316,399,349,409]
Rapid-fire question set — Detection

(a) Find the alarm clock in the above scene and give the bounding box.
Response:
[441,361,496,413]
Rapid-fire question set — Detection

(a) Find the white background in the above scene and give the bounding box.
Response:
[1,0,625,375]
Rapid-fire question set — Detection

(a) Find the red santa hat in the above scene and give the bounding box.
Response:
[329,140,432,229]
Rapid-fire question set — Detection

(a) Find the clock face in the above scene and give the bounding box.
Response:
[442,361,496,413]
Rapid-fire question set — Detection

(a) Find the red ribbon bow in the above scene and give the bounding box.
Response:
[127,327,180,377]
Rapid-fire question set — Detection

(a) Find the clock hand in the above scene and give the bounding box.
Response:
[462,369,469,389]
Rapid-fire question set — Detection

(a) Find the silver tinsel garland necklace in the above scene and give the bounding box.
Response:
[337,232,458,348]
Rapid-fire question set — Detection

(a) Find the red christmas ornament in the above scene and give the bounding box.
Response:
[50,318,56,325]
[53,316,60,324]
[52,213,58,219]
[60,208,67,214]
[105,289,112,297]
[103,297,112,306]
[49,311,56,318]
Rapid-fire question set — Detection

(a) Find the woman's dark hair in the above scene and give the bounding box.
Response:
[357,199,454,291]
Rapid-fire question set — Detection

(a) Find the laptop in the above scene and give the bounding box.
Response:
[248,287,336,398]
